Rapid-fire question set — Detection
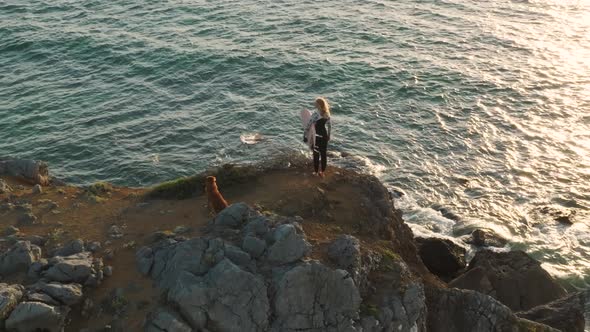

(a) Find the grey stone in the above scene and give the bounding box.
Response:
[0,284,24,325]
[28,282,83,306]
[213,202,253,228]
[242,235,266,258]
[168,259,269,331]
[517,290,589,332]
[0,241,42,276]
[27,259,48,280]
[327,235,361,270]
[267,224,311,265]
[426,287,558,332]
[377,283,427,332]
[173,225,191,234]
[43,252,102,285]
[450,250,566,311]
[5,302,68,332]
[25,292,60,306]
[144,307,192,332]
[243,216,270,236]
[224,244,254,272]
[464,229,508,248]
[52,239,85,257]
[32,184,42,194]
[272,261,361,332]
[104,265,113,277]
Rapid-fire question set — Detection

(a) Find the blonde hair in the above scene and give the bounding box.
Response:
[315,97,330,119]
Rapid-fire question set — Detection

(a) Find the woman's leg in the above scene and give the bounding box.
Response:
[320,141,328,172]
[313,146,320,173]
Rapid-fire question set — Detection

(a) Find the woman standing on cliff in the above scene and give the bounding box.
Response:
[304,97,332,177]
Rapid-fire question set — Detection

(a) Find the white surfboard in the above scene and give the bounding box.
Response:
[300,109,315,150]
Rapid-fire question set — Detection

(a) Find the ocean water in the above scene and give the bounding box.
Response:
[1,0,589,288]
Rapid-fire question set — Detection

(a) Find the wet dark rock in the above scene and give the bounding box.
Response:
[539,206,576,225]
[426,287,558,332]
[431,204,461,222]
[416,237,466,281]
[463,229,508,248]
[0,241,42,276]
[449,250,566,311]
[517,290,589,332]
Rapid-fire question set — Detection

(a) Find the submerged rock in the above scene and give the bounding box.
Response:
[416,237,466,281]
[449,250,566,311]
[463,229,508,248]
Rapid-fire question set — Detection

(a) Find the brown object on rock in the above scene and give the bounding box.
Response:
[0,159,50,185]
[205,176,229,214]
[517,290,588,332]
[449,250,566,311]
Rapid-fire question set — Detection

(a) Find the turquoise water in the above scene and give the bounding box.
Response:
[1,0,589,287]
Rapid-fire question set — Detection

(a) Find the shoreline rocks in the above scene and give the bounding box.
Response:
[416,237,466,281]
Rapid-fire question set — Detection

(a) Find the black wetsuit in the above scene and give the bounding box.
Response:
[313,117,330,173]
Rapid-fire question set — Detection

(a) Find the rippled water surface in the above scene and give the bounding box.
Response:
[1,0,590,287]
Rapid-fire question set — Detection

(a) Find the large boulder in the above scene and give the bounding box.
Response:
[0,284,24,327]
[267,223,311,265]
[0,241,42,276]
[144,307,192,332]
[416,237,466,281]
[449,250,566,311]
[426,287,559,332]
[0,159,50,185]
[5,302,69,332]
[43,252,103,286]
[517,290,589,332]
[168,259,269,331]
[272,261,361,332]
